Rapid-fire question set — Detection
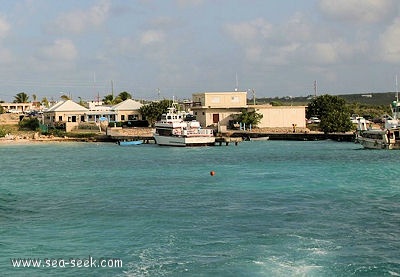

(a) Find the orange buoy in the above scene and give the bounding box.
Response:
[210,171,215,176]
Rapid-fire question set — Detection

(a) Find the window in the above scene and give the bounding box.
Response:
[58,116,63,121]
[121,115,125,121]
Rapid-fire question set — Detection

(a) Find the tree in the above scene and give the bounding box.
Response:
[139,99,173,126]
[78,97,88,108]
[103,94,122,105]
[118,91,132,101]
[14,92,29,103]
[233,109,263,127]
[307,94,353,133]
[60,94,71,101]
[42,97,50,108]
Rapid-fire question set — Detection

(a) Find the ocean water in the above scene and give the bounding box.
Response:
[1,140,399,276]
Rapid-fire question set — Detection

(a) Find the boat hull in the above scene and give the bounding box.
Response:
[153,134,215,147]
[118,140,142,146]
[358,138,391,149]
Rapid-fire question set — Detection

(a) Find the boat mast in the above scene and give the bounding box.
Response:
[396,75,398,102]
[394,75,399,120]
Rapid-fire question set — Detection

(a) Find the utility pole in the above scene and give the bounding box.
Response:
[314,80,317,97]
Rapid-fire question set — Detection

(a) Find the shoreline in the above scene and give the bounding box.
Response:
[0,126,356,145]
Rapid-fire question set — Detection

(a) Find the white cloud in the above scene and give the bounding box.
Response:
[224,18,272,42]
[319,0,396,23]
[41,39,78,61]
[224,11,373,68]
[51,0,110,34]
[140,30,165,45]
[175,0,204,7]
[0,47,14,64]
[0,15,10,39]
[379,18,400,62]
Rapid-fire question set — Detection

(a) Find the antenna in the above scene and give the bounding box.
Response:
[396,75,398,102]
[314,80,317,97]
[235,72,239,91]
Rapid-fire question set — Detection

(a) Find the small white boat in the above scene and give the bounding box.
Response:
[249,136,270,141]
[117,140,142,146]
[153,103,215,147]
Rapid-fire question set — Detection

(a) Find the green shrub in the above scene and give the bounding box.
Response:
[0,126,10,137]
[18,118,40,130]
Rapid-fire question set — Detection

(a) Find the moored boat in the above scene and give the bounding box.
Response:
[357,96,400,149]
[117,140,142,146]
[153,104,215,147]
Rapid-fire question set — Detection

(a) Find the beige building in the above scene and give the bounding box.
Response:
[190,91,306,129]
[191,91,248,127]
[43,100,89,131]
[248,105,306,128]
[111,99,143,121]
[0,102,33,113]
[43,99,144,131]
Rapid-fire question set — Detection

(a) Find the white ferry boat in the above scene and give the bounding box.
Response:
[357,98,400,150]
[153,104,215,147]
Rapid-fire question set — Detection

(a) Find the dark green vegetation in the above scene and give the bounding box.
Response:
[256,92,394,122]
[14,92,29,103]
[233,109,263,127]
[102,91,133,105]
[257,92,399,106]
[18,117,39,131]
[306,95,353,134]
[139,99,173,126]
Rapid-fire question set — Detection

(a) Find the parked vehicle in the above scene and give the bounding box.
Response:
[307,117,320,124]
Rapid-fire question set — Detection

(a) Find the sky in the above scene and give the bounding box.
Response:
[1,0,400,102]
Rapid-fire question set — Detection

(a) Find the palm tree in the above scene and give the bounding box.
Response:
[78,97,87,108]
[42,97,49,108]
[102,94,122,105]
[14,92,29,103]
[118,91,132,101]
[60,94,71,101]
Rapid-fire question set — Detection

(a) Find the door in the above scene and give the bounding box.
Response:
[213,114,219,124]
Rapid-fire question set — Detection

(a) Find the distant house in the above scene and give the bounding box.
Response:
[85,104,116,123]
[43,99,144,131]
[111,99,143,121]
[43,100,89,131]
[190,91,306,130]
[191,91,248,127]
[0,102,33,113]
[248,105,306,129]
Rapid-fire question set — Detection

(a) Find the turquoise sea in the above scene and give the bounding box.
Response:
[1,140,399,276]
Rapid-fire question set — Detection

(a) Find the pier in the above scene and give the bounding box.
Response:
[106,127,356,145]
[215,136,242,146]
[228,131,355,142]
